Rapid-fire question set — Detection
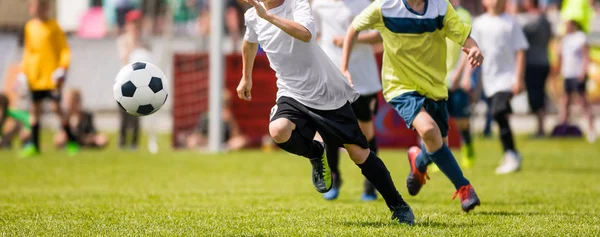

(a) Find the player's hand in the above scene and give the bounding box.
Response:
[237,77,253,101]
[16,73,29,92]
[341,69,354,87]
[247,0,271,20]
[578,74,587,83]
[463,47,483,68]
[333,36,344,48]
[512,81,524,95]
[52,68,66,88]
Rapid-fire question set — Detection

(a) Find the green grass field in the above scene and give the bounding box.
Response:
[0,137,599,236]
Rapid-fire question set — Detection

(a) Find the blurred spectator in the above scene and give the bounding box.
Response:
[116,10,149,150]
[196,0,247,51]
[140,0,167,35]
[178,90,249,151]
[54,89,109,149]
[517,0,553,137]
[115,0,136,34]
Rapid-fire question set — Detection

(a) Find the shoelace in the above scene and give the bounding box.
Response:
[416,171,431,185]
[452,185,471,200]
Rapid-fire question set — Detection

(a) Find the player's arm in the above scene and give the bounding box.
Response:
[246,0,313,43]
[237,40,259,101]
[443,4,483,67]
[341,0,382,83]
[580,43,590,82]
[357,31,382,44]
[514,50,526,94]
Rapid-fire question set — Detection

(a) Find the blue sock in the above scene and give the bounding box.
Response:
[416,143,432,173]
[428,144,470,190]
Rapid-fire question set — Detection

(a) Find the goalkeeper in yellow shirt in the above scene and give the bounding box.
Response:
[20,0,79,157]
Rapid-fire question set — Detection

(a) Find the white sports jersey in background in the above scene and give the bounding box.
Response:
[561,31,588,79]
[472,13,529,96]
[244,0,359,110]
[312,0,382,96]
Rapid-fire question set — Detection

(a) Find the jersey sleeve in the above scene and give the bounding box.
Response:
[292,0,316,41]
[511,20,529,51]
[351,0,382,31]
[243,11,259,43]
[443,3,472,45]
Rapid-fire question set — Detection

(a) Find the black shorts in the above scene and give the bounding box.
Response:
[31,90,61,103]
[525,64,550,112]
[351,94,378,122]
[564,78,586,94]
[490,92,513,116]
[270,96,369,149]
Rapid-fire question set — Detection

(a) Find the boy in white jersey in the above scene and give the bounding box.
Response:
[238,0,415,224]
[467,0,529,174]
[312,0,382,202]
[341,0,484,212]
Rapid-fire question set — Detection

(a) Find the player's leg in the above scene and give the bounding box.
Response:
[50,96,79,155]
[577,83,596,142]
[22,92,44,157]
[353,94,378,201]
[312,101,413,224]
[270,97,329,193]
[322,143,341,200]
[131,115,140,150]
[491,92,521,174]
[448,90,475,168]
[119,107,128,148]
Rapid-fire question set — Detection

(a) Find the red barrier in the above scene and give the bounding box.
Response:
[173,53,460,149]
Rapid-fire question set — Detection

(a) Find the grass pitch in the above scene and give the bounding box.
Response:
[0,136,599,236]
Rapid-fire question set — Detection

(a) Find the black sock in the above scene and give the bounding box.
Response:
[357,152,405,209]
[460,128,472,147]
[494,113,516,152]
[31,124,40,150]
[62,123,77,143]
[325,144,341,186]
[368,137,378,154]
[276,130,324,159]
[363,138,378,194]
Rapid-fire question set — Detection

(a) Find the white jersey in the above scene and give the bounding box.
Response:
[244,0,359,110]
[312,0,382,95]
[561,31,588,79]
[472,13,529,96]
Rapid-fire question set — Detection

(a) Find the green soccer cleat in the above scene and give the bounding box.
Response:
[19,144,40,158]
[310,142,332,193]
[460,145,475,169]
[66,141,80,156]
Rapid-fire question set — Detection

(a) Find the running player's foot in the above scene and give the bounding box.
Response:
[452,184,480,213]
[390,202,415,225]
[323,188,339,200]
[310,142,332,193]
[461,145,475,169]
[66,141,80,156]
[19,144,40,158]
[495,150,521,174]
[323,173,341,200]
[360,192,377,201]
[406,146,429,196]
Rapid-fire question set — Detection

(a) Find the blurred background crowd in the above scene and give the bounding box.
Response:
[1,0,600,153]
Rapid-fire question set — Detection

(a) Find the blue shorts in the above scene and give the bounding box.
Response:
[447,89,470,118]
[388,92,449,138]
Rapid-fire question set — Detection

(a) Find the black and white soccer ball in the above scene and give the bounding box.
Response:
[113,62,168,116]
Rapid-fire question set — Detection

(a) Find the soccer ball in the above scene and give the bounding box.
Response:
[113,62,168,116]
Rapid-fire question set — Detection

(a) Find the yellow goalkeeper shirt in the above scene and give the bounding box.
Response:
[352,0,471,101]
[21,19,71,91]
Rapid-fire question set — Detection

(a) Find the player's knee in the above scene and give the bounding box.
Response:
[344,144,370,164]
[269,119,294,143]
[419,123,441,144]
